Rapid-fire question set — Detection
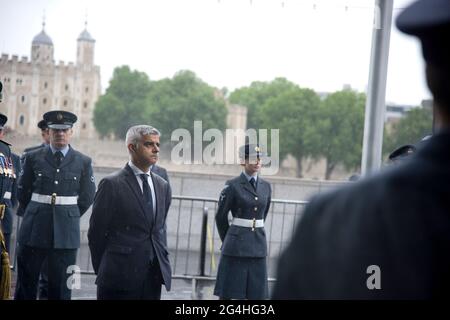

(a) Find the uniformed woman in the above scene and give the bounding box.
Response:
[214,144,272,299]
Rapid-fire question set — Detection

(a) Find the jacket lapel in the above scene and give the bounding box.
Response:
[123,164,152,229]
[240,172,257,196]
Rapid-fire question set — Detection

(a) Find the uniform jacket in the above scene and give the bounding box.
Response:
[273,130,450,299]
[215,172,272,258]
[88,164,172,291]
[0,153,20,234]
[17,145,95,249]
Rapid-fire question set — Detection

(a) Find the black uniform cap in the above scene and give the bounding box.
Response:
[0,113,7,129]
[396,0,450,66]
[37,119,48,130]
[239,144,266,160]
[388,144,416,162]
[43,110,77,129]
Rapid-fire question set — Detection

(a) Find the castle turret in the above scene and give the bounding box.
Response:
[77,21,95,66]
[31,19,54,64]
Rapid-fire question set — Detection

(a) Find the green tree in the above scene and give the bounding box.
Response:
[229,78,299,130]
[260,84,321,177]
[317,90,366,180]
[145,70,227,139]
[94,66,152,138]
[383,107,433,158]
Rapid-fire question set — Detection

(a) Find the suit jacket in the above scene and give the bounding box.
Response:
[151,164,170,186]
[88,164,172,291]
[215,173,271,258]
[17,145,96,249]
[273,130,450,299]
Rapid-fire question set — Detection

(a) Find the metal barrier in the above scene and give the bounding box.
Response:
[10,195,308,299]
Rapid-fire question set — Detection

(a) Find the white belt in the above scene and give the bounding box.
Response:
[232,218,264,228]
[3,191,11,200]
[31,193,78,205]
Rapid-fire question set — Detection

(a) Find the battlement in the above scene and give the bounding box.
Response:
[0,53,31,65]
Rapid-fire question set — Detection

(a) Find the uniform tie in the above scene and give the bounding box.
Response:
[249,177,257,190]
[54,151,63,167]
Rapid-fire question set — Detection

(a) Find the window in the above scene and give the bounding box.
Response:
[65,84,69,91]
[43,98,47,105]
[21,95,25,103]
[82,123,87,129]
[84,102,88,109]
[64,100,68,107]
[85,87,89,93]
[19,115,25,126]
[44,82,48,89]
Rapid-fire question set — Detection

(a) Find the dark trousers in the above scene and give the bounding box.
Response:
[38,258,49,299]
[97,260,163,300]
[3,232,11,254]
[14,245,77,300]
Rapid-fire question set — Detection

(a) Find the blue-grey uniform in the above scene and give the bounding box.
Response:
[0,153,20,253]
[1,112,15,300]
[14,111,96,300]
[214,145,272,299]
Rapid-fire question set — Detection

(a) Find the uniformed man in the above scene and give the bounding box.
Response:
[0,112,15,300]
[214,144,272,300]
[20,119,50,165]
[14,110,96,300]
[17,118,50,299]
[272,0,450,299]
[0,118,21,253]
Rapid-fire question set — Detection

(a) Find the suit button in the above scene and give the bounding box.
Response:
[254,207,258,211]
[56,169,60,173]
[255,197,258,200]
[54,181,58,185]
[74,177,77,180]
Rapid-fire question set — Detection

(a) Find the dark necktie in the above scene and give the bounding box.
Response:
[249,177,256,190]
[140,174,154,222]
[54,151,63,167]
[139,173,155,263]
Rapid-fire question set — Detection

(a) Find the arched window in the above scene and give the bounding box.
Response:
[43,97,47,105]
[82,123,87,129]
[19,115,25,126]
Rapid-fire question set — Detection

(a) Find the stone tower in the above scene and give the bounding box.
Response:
[0,19,101,139]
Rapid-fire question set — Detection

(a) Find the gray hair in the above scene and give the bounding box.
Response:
[125,125,161,148]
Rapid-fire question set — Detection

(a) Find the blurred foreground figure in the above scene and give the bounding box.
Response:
[273,0,450,299]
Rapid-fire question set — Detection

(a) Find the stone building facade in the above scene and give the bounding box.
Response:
[0,22,100,139]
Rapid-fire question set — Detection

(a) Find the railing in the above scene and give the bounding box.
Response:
[10,195,308,299]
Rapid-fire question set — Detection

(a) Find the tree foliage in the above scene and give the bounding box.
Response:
[94,66,152,139]
[317,90,366,179]
[145,70,227,138]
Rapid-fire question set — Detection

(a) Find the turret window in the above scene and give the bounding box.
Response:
[84,102,88,109]
[19,115,25,126]
[65,84,69,91]
[64,100,68,107]
[21,95,26,103]
[43,98,47,105]
[85,87,89,93]
[44,82,48,89]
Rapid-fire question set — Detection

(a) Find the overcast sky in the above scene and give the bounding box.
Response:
[0,0,430,106]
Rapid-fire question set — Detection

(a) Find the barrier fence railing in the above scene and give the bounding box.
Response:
[10,195,308,299]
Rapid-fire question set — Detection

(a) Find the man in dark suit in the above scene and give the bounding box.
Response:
[14,110,96,300]
[88,125,172,300]
[273,0,450,299]
[214,144,272,299]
